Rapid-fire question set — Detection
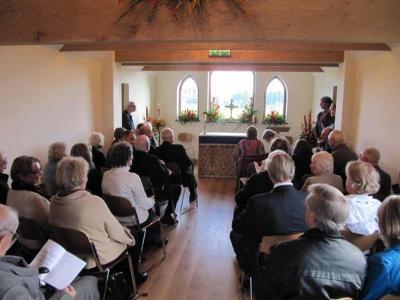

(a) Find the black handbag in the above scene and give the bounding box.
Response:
[104,271,134,300]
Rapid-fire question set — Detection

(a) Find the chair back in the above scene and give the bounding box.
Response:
[165,162,181,176]
[380,296,400,300]
[140,176,154,197]
[50,225,103,270]
[17,217,48,250]
[340,230,379,251]
[259,232,303,254]
[178,133,193,143]
[102,194,140,226]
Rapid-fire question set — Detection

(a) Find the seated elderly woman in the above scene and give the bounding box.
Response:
[256,184,367,299]
[235,126,265,179]
[89,132,106,172]
[43,142,67,197]
[49,156,147,283]
[0,204,99,300]
[344,161,381,236]
[70,143,102,197]
[302,151,343,192]
[362,195,400,300]
[262,129,277,153]
[7,156,49,229]
[102,142,155,227]
[0,151,9,204]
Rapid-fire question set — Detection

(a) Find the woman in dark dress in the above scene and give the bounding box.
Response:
[71,143,102,197]
[292,139,313,189]
[89,132,106,172]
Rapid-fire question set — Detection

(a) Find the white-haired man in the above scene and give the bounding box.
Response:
[328,129,358,184]
[255,184,367,299]
[154,128,198,202]
[0,204,99,299]
[359,147,391,201]
[231,151,308,277]
[122,101,136,131]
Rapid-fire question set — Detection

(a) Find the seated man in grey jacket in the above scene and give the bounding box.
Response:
[0,204,99,300]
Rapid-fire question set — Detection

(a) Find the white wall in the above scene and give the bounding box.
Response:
[119,67,155,126]
[346,45,400,182]
[0,45,102,172]
[151,71,314,159]
[312,67,340,119]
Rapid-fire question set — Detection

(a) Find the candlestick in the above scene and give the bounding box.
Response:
[157,103,161,118]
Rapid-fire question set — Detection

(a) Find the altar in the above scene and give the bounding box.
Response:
[198,132,246,178]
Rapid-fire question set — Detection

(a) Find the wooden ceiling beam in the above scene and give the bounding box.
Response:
[115,50,344,64]
[60,42,391,52]
[139,64,324,72]
[1,0,399,45]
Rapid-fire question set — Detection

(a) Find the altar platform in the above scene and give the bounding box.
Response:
[198,132,246,178]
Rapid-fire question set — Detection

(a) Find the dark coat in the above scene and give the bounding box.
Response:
[255,228,367,300]
[91,147,106,171]
[331,143,358,184]
[373,165,392,201]
[233,185,308,241]
[234,170,274,213]
[122,110,134,130]
[0,173,9,204]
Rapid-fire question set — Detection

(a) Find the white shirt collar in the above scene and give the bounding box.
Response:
[273,182,293,189]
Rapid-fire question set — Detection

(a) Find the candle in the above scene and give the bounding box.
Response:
[252,115,256,123]
[145,106,149,120]
[204,113,207,122]
[157,103,161,118]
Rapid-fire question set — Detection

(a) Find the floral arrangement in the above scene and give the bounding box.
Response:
[118,0,247,22]
[239,97,257,124]
[178,109,199,124]
[204,98,223,122]
[150,117,166,130]
[300,110,316,145]
[263,111,285,125]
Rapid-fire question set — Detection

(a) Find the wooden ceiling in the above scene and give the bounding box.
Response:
[1,0,398,71]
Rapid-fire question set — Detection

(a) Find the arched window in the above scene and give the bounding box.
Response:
[210,71,255,120]
[265,77,287,119]
[178,76,199,116]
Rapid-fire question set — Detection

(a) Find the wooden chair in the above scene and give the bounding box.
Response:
[380,296,400,300]
[340,230,379,252]
[166,162,198,215]
[139,175,154,198]
[102,194,167,264]
[16,217,49,261]
[238,153,269,189]
[178,132,194,159]
[50,225,143,300]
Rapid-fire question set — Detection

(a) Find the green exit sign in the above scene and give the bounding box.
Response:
[208,49,231,57]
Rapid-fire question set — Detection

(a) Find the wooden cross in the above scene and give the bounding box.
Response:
[225,99,239,119]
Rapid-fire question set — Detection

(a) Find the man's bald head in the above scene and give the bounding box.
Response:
[137,126,153,139]
[135,135,150,153]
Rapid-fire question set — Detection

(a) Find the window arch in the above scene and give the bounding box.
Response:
[265,77,287,119]
[178,76,199,116]
[209,71,255,120]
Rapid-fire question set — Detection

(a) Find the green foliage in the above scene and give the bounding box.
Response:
[178,109,199,125]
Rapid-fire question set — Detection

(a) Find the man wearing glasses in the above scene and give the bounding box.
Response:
[0,204,99,299]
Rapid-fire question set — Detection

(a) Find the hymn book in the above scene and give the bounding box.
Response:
[30,239,86,289]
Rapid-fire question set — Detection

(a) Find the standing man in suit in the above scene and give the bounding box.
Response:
[122,101,136,131]
[231,150,308,277]
[154,128,198,202]
[359,147,391,201]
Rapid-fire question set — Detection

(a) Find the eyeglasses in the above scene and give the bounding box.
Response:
[2,228,19,244]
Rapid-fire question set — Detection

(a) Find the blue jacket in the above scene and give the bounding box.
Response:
[362,242,400,300]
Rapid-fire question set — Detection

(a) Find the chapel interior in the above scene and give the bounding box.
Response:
[1,1,400,299]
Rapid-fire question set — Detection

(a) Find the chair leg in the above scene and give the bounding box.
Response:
[102,269,110,300]
[128,253,149,299]
[179,187,186,215]
[249,276,253,300]
[139,229,147,264]
[159,222,167,259]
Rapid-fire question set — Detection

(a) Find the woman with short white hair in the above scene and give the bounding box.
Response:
[302,151,343,192]
[89,132,106,171]
[344,161,381,235]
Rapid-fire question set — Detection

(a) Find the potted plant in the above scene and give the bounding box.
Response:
[178,109,200,125]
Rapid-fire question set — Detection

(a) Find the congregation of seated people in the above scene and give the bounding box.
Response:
[0,122,198,299]
[233,120,400,299]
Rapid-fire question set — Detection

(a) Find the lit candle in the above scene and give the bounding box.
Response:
[145,106,149,120]
[204,113,207,122]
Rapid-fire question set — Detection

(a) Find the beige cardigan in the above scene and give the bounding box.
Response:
[49,190,135,269]
[7,189,50,228]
